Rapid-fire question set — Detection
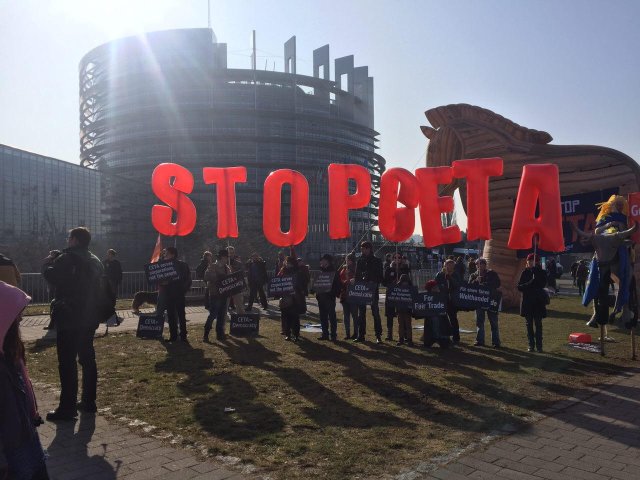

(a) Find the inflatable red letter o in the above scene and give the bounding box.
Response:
[328,164,371,239]
[263,169,309,247]
[452,158,503,241]
[202,167,247,238]
[507,164,564,252]
[378,168,419,242]
[151,163,197,236]
[415,167,462,247]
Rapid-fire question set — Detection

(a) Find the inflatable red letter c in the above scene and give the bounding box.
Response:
[507,164,564,252]
[263,169,309,247]
[378,168,419,242]
[151,163,197,236]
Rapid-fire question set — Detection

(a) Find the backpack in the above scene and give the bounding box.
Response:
[75,254,116,327]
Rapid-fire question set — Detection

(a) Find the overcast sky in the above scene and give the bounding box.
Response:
[2,0,640,232]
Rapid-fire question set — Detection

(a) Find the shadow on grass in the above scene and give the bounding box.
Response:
[154,339,286,441]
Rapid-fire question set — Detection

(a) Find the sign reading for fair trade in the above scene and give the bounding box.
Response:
[413,292,447,316]
[268,275,296,297]
[144,260,179,284]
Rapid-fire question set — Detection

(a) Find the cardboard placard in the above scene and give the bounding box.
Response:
[217,270,245,297]
[413,292,447,316]
[488,291,502,313]
[144,260,179,284]
[136,314,164,339]
[386,285,418,308]
[313,271,335,294]
[230,313,259,336]
[268,275,296,297]
[454,283,491,310]
[347,281,377,305]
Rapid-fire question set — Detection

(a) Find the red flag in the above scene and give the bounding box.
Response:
[150,234,163,263]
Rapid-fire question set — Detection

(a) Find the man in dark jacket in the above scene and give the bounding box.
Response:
[469,258,501,348]
[43,226,104,420]
[435,259,462,344]
[316,254,341,341]
[245,252,269,311]
[0,252,20,287]
[354,241,384,343]
[163,247,191,342]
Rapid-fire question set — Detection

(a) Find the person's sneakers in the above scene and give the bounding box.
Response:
[284,336,291,341]
[77,401,97,413]
[527,346,534,352]
[164,337,177,343]
[46,409,77,421]
[376,336,382,344]
[353,337,363,343]
[473,342,484,347]
[493,344,501,349]
[396,340,405,346]
[293,336,299,343]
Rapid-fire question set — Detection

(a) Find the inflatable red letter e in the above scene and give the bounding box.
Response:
[202,167,247,238]
[452,157,503,241]
[328,164,371,239]
[507,164,564,252]
[378,168,419,242]
[415,167,462,247]
[151,163,197,236]
[263,169,309,247]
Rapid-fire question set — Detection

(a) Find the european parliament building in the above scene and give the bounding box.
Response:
[79,28,385,267]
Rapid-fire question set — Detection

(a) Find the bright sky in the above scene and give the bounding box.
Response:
[2,0,640,234]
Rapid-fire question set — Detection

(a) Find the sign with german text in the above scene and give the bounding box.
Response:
[413,292,447,316]
[313,271,335,294]
[217,270,245,297]
[454,283,491,310]
[347,281,376,305]
[144,260,179,284]
[230,313,259,337]
[136,314,164,339]
[386,285,418,309]
[268,275,296,297]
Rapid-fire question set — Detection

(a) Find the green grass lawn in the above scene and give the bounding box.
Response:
[26,296,637,479]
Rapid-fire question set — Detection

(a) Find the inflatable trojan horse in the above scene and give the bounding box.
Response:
[421,104,640,308]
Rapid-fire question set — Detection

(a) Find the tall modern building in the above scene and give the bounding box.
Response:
[0,144,104,270]
[79,28,385,267]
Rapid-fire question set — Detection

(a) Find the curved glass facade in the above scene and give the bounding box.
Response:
[79,28,385,267]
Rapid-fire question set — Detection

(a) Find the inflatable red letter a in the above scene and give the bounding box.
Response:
[263,169,309,247]
[202,167,247,238]
[507,164,564,252]
[328,164,371,239]
[151,163,197,236]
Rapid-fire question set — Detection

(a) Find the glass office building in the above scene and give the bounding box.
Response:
[0,144,104,270]
[79,28,385,267]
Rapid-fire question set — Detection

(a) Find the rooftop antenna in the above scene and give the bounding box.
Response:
[251,30,257,70]
[207,0,211,29]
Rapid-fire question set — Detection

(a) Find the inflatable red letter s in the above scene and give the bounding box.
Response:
[263,169,309,247]
[415,167,462,247]
[378,168,419,242]
[328,164,371,239]
[452,158,503,241]
[507,164,564,252]
[202,167,247,238]
[151,163,197,236]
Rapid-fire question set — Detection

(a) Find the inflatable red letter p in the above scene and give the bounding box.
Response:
[328,164,371,239]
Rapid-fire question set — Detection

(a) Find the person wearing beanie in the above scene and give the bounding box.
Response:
[517,253,548,352]
[0,281,49,479]
[316,254,341,341]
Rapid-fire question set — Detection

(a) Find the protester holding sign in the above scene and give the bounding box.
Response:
[383,253,410,341]
[203,250,231,342]
[226,246,245,314]
[339,254,359,340]
[315,254,341,341]
[395,274,414,346]
[421,280,451,348]
[354,241,384,343]
[517,253,548,352]
[435,259,462,345]
[469,258,502,348]
[163,247,191,343]
[279,256,306,342]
